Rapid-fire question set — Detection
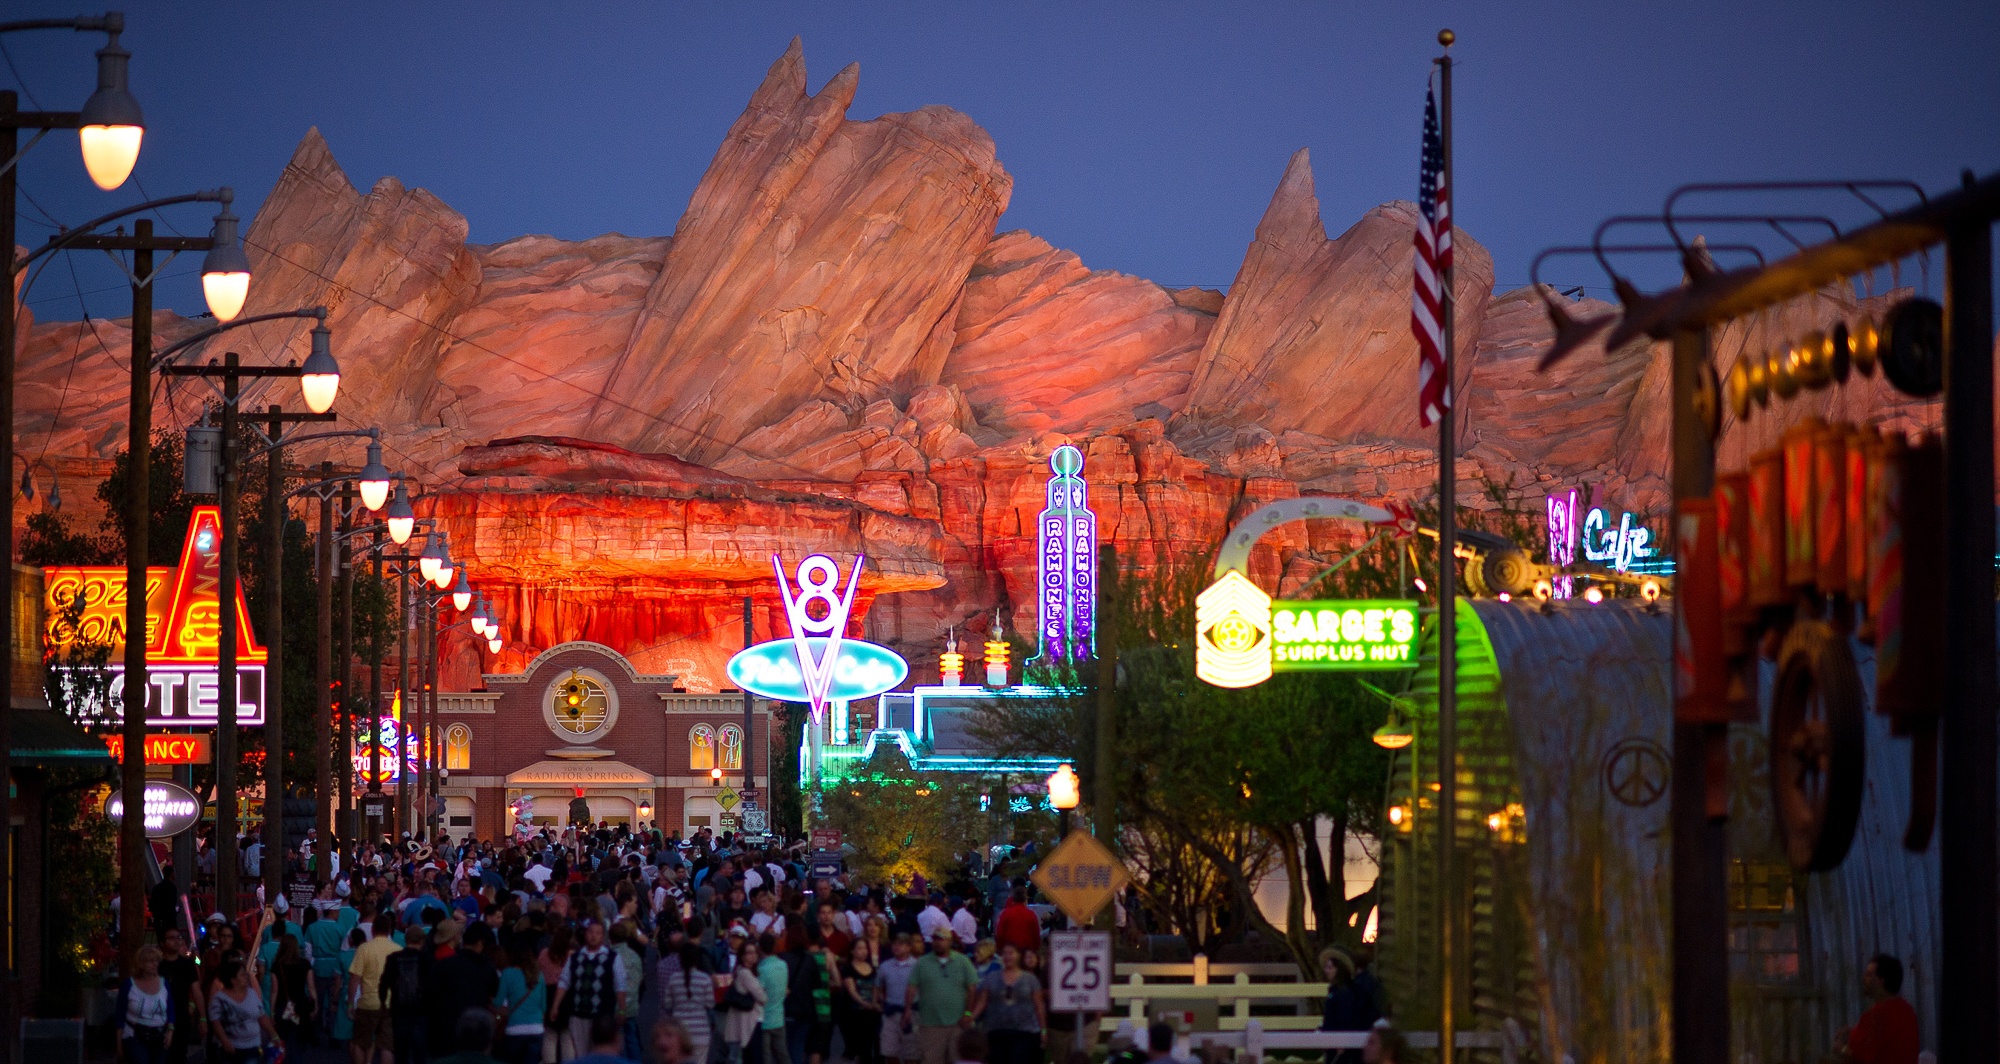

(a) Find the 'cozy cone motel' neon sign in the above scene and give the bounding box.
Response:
[45,505,267,725]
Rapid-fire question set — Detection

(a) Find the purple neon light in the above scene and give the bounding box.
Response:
[1038,446,1096,661]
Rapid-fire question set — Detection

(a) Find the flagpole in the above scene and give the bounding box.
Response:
[1434,27,1460,1064]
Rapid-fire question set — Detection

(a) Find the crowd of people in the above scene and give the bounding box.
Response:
[117,824,1266,1064]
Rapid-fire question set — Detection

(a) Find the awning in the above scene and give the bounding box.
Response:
[12,710,115,764]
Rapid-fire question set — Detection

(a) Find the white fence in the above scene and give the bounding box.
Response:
[1107,959,1323,1031]
[1104,958,1506,1059]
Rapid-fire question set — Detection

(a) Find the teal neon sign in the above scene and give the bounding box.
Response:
[728,637,908,703]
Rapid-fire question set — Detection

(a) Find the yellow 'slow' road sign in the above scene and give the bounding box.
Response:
[1031,830,1131,925]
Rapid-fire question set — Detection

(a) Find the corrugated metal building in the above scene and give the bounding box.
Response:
[1375,598,1940,1063]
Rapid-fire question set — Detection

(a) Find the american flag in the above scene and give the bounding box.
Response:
[1412,84,1451,428]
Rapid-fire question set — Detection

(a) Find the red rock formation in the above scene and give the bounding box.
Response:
[13,40,1949,692]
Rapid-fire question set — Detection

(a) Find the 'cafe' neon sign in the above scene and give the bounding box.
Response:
[1546,488,1656,576]
[1582,508,1654,572]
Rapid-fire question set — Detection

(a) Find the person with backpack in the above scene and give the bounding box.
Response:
[549,918,628,1058]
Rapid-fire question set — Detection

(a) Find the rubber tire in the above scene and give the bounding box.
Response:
[1769,619,1867,871]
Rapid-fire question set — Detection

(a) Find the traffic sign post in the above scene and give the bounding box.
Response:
[1047,931,1113,1012]
[1056,932,1120,1056]
[1031,830,1131,925]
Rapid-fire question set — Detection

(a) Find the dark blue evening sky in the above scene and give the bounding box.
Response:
[7,0,1997,321]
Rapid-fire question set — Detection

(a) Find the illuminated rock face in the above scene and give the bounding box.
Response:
[14,40,1951,690]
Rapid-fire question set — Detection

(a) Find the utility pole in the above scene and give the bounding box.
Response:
[743,596,755,799]
[262,406,285,904]
[314,461,334,884]
[336,485,355,863]
[215,356,241,919]
[116,219,153,973]
[366,542,385,842]
[397,564,411,835]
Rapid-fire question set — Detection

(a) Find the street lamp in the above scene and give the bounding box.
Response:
[298,323,341,412]
[385,481,416,544]
[75,21,144,189]
[419,533,447,586]
[1373,717,1415,750]
[358,441,392,511]
[451,571,472,613]
[1048,762,1080,837]
[432,538,456,591]
[199,202,250,321]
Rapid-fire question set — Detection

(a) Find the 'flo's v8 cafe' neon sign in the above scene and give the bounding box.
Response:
[1546,488,1656,585]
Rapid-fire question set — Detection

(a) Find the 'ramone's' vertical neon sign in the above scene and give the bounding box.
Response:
[1038,445,1097,661]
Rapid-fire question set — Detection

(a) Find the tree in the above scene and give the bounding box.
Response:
[969,549,1403,970]
[819,749,984,888]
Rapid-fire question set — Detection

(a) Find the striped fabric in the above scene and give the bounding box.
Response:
[1412,83,1452,427]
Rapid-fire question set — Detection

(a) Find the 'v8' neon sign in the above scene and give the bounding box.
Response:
[726,554,909,722]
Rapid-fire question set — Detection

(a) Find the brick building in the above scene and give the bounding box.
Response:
[436,640,772,840]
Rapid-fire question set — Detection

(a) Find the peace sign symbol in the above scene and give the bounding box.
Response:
[1602,738,1671,808]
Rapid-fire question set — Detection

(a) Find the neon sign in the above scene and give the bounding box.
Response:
[47,505,268,725]
[1270,601,1420,669]
[1545,490,1577,599]
[1036,445,1096,661]
[104,779,203,838]
[727,638,908,703]
[352,696,425,787]
[101,732,214,765]
[728,553,907,718]
[1195,571,1273,688]
[1582,507,1655,573]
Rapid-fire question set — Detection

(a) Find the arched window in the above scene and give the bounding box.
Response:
[719,724,744,770]
[690,724,716,770]
[444,723,472,771]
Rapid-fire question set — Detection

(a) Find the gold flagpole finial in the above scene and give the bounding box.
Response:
[1438,28,1455,47]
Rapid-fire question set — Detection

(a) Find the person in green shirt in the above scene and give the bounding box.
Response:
[304,906,348,1044]
[757,932,791,1064]
[905,929,979,1064]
